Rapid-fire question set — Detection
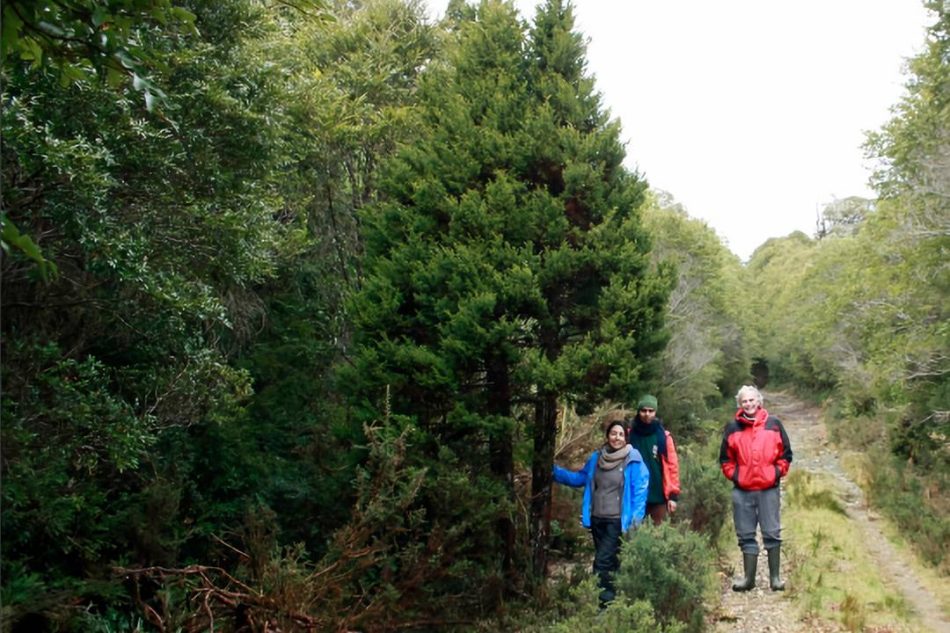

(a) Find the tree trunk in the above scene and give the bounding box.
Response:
[530,388,559,580]
[486,353,516,595]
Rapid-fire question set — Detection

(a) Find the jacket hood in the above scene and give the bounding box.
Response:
[735,407,770,426]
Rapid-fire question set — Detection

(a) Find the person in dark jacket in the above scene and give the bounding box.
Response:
[719,385,793,591]
[624,395,681,525]
[554,420,649,606]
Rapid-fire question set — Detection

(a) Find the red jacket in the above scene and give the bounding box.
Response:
[719,407,792,491]
[661,430,681,500]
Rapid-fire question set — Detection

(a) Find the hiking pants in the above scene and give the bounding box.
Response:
[590,516,622,603]
[732,486,781,554]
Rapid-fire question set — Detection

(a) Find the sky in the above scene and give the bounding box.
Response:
[424,1,933,261]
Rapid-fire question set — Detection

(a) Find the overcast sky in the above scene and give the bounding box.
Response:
[425,1,932,260]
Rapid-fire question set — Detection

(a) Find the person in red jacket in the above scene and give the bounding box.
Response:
[719,385,793,591]
[624,395,681,525]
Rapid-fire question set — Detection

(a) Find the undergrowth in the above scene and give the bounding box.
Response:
[783,470,923,632]
[825,405,949,575]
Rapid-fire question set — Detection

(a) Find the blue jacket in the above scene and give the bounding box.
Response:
[553,446,649,532]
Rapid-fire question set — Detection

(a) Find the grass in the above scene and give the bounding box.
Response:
[839,450,950,621]
[783,469,930,633]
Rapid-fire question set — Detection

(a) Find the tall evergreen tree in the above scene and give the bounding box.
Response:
[519,0,669,577]
[346,0,669,595]
[346,0,530,605]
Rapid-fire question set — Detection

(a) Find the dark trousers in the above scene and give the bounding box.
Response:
[590,516,622,604]
[646,502,668,526]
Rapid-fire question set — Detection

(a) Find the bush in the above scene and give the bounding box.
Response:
[674,439,731,544]
[865,447,949,573]
[613,522,716,633]
[516,575,684,633]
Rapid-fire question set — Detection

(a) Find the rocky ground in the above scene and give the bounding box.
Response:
[711,391,950,633]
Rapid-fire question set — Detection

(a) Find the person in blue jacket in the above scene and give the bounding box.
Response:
[553,420,649,606]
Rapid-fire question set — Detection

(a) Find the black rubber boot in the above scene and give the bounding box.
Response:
[768,547,785,591]
[732,552,757,591]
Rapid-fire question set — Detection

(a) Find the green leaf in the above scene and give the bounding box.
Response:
[91,7,110,28]
[1,6,23,59]
[169,6,197,25]
[0,215,58,281]
[114,49,137,70]
[36,20,66,37]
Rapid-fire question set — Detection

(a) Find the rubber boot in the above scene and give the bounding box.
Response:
[732,552,757,592]
[768,547,785,591]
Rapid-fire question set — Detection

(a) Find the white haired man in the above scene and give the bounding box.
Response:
[719,386,793,591]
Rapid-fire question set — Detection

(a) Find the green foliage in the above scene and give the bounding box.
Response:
[674,438,732,543]
[220,0,443,559]
[613,522,716,633]
[815,196,873,239]
[865,3,948,202]
[0,213,58,280]
[1,0,197,109]
[863,446,949,572]
[744,231,833,390]
[117,419,510,631]
[518,589,681,633]
[0,0,325,627]
[641,192,751,433]
[2,342,155,577]
[345,0,670,591]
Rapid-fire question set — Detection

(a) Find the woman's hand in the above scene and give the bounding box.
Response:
[667,499,678,513]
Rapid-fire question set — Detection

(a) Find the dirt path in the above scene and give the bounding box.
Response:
[713,391,950,633]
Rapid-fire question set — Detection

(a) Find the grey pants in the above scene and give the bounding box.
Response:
[732,486,781,554]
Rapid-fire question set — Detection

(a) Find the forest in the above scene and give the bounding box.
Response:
[1,0,947,631]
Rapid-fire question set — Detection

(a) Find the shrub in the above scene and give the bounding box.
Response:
[865,447,949,572]
[516,575,684,633]
[674,440,731,544]
[613,522,716,633]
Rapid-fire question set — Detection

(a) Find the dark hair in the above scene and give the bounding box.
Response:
[604,420,626,438]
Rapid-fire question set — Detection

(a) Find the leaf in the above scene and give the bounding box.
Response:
[1,6,23,60]
[105,66,124,87]
[169,6,197,26]
[91,7,110,28]
[0,215,58,281]
[114,49,137,70]
[36,20,66,37]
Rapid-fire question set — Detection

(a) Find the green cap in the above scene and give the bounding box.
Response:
[637,395,658,411]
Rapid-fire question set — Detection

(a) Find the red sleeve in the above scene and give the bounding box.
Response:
[662,431,681,499]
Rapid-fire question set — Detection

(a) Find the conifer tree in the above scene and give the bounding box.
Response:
[346,0,668,595]
[347,0,530,602]
[519,0,669,577]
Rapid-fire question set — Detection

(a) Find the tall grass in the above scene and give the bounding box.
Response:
[826,405,949,575]
[783,470,922,632]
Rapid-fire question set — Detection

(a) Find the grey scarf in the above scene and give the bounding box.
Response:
[598,444,630,470]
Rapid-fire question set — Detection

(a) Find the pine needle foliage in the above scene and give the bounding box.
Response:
[344,0,670,605]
